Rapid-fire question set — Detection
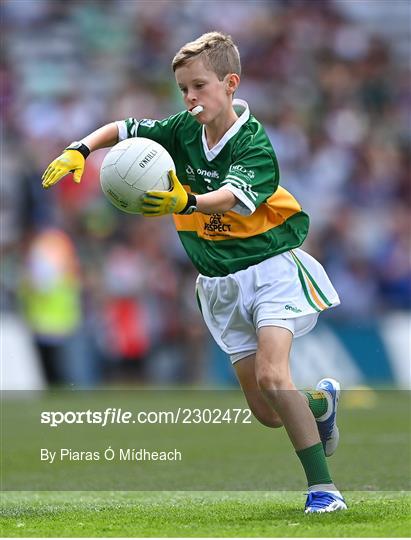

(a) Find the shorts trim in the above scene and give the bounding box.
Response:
[257,318,295,333]
[230,319,296,364]
[291,251,332,307]
[290,251,330,311]
[230,350,256,364]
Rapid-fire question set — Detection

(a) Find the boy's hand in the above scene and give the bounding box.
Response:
[142,170,197,216]
[42,142,90,189]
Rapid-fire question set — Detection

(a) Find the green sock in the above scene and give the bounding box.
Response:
[304,390,328,418]
[296,442,332,487]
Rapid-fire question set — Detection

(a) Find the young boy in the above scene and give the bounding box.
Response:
[42,32,346,514]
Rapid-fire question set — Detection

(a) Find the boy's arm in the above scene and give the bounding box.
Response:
[80,122,119,151]
[42,123,119,189]
[195,189,236,214]
[42,119,237,214]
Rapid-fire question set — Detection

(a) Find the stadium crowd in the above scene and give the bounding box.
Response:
[1,0,410,385]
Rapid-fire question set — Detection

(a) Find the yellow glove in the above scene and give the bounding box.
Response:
[42,142,90,189]
[142,170,197,217]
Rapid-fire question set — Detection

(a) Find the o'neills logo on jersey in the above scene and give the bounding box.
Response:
[185,164,219,191]
[185,164,196,183]
[204,214,231,233]
[197,168,219,179]
[139,149,158,168]
[185,164,220,181]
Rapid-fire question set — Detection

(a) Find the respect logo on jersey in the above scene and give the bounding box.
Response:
[203,214,231,234]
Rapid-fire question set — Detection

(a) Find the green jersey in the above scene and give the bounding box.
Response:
[117,99,309,277]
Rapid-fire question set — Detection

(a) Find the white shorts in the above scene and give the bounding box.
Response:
[196,249,340,364]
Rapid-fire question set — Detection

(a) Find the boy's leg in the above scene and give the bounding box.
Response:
[255,326,320,450]
[255,325,346,513]
[235,354,340,455]
[234,354,283,428]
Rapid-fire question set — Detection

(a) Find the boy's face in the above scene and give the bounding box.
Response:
[175,57,238,124]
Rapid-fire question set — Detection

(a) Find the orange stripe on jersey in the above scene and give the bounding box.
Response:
[173,186,302,241]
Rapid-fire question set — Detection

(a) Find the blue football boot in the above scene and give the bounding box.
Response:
[315,378,341,457]
[305,491,347,514]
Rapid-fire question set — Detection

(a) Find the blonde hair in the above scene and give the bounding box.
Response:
[172,31,241,80]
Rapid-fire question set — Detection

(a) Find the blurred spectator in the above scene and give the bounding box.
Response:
[17,228,100,385]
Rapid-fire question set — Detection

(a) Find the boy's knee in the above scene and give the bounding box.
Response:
[256,372,290,393]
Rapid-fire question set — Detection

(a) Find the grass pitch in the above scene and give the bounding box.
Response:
[1,490,410,537]
[1,389,410,536]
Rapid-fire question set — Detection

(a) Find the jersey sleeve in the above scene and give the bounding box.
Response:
[116,113,185,157]
[220,144,279,216]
